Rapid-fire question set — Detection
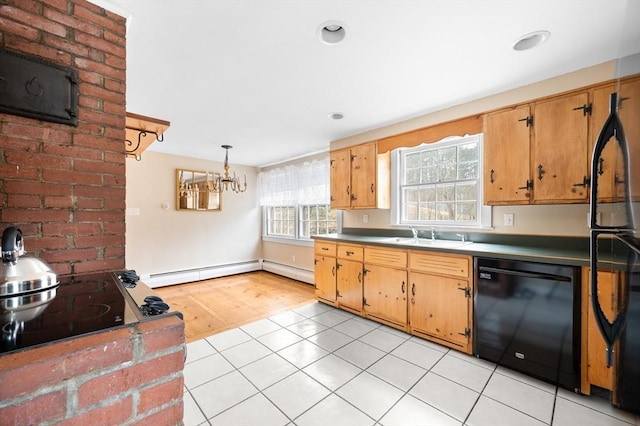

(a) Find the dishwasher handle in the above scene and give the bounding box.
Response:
[478,266,572,282]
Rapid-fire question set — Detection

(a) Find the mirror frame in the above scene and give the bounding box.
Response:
[176,169,221,211]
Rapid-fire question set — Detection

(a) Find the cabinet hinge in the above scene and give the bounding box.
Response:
[363,297,370,306]
[458,328,471,338]
[573,103,592,116]
[518,115,533,127]
[458,286,471,298]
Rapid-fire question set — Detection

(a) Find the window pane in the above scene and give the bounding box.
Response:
[437,185,455,201]
[421,166,438,183]
[405,168,420,185]
[456,183,477,201]
[406,152,421,168]
[458,162,477,180]
[419,202,436,220]
[458,142,478,162]
[436,202,454,220]
[456,201,477,221]
[439,146,456,163]
[422,150,438,167]
[405,188,420,202]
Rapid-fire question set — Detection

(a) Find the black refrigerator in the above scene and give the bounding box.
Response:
[589,81,640,413]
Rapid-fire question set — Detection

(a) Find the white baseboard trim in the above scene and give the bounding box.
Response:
[145,260,262,288]
[143,259,314,288]
[261,261,314,285]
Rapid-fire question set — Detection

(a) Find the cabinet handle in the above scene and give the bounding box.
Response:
[346,185,350,195]
[411,283,415,296]
[518,180,533,190]
[321,247,329,251]
[572,103,592,116]
[346,250,354,256]
[517,116,533,127]
[489,169,495,184]
[357,272,362,283]
[537,164,545,181]
[331,266,335,277]
[597,157,605,176]
[401,281,405,294]
[572,176,590,188]
[370,183,374,194]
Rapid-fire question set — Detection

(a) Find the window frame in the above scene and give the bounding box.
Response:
[391,134,491,229]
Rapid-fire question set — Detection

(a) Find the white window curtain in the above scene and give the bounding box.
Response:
[259,157,330,206]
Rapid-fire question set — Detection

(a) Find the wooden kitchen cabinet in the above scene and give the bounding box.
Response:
[484,104,532,205]
[581,267,619,395]
[483,91,591,205]
[531,91,591,203]
[314,241,337,306]
[408,251,473,354]
[589,76,640,202]
[363,247,408,330]
[336,244,364,314]
[330,142,390,209]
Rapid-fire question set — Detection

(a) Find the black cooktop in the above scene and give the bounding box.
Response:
[1,271,134,355]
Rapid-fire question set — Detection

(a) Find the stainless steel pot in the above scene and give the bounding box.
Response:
[1,227,57,297]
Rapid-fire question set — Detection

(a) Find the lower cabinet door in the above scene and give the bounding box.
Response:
[409,272,470,349]
[337,259,363,313]
[314,255,336,303]
[363,264,407,326]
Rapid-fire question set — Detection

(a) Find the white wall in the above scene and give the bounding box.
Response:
[125,151,261,278]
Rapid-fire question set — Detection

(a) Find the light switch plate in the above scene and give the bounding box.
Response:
[504,213,514,226]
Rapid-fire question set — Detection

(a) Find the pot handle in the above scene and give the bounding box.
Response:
[2,226,24,263]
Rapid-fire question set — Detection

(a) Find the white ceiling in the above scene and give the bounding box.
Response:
[107,0,640,168]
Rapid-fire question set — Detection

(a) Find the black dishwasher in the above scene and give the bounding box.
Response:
[474,257,580,391]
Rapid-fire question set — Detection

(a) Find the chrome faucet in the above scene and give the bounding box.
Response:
[456,233,466,243]
[409,225,419,239]
[431,227,436,241]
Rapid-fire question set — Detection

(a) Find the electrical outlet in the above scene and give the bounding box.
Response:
[363,214,369,223]
[503,213,514,226]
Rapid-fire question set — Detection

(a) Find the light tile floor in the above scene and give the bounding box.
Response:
[183,301,639,426]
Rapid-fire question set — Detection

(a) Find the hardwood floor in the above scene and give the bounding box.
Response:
[155,271,316,343]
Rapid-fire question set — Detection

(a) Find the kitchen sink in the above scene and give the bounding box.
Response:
[381,237,473,248]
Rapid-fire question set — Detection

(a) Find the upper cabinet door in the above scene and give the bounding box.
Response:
[350,142,377,208]
[330,148,351,209]
[532,92,590,203]
[484,105,532,205]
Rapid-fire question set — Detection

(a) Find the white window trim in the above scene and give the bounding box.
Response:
[391,134,492,230]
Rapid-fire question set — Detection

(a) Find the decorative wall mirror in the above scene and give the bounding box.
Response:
[176,169,221,211]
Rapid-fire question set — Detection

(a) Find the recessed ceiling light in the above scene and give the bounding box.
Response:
[513,30,551,51]
[328,112,344,120]
[317,20,346,45]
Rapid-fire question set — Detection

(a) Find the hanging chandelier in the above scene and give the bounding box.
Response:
[211,145,247,193]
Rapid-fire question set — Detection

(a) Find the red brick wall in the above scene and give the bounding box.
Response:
[0,315,186,425]
[0,0,126,275]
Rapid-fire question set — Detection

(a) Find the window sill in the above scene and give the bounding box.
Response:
[262,235,314,247]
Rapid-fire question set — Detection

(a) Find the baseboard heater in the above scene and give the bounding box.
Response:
[143,260,313,288]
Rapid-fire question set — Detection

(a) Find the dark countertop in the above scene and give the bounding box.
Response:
[313,231,625,269]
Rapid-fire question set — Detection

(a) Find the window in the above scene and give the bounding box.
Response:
[259,157,338,241]
[300,204,338,238]
[393,134,485,227]
[266,206,296,237]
